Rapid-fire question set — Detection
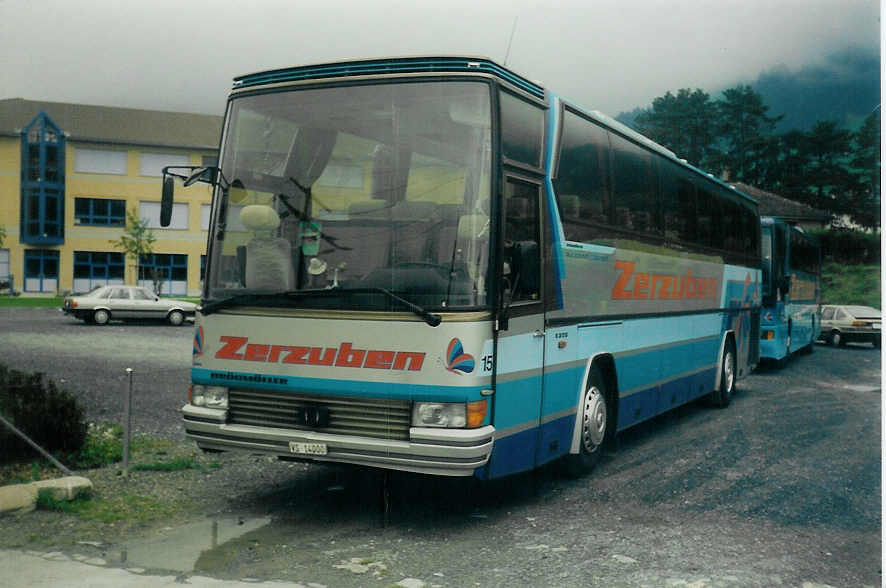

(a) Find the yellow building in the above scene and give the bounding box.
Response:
[0,98,222,297]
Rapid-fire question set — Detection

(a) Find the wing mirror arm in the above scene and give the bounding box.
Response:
[161,166,229,227]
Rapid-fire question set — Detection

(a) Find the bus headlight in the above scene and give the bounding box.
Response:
[191,385,229,409]
[412,400,487,428]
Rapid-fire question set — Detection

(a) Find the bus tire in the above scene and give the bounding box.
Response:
[710,340,735,408]
[563,365,610,477]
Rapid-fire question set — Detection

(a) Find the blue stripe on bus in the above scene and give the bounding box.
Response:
[191,367,487,402]
[545,95,566,309]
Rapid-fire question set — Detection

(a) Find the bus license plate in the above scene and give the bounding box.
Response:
[289,442,327,456]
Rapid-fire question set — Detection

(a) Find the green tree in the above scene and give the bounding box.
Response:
[715,85,783,183]
[634,88,720,170]
[845,108,881,229]
[109,209,156,285]
[804,120,854,214]
[0,224,5,248]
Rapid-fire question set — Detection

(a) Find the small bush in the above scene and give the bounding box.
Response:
[69,422,123,469]
[0,365,88,463]
[810,228,881,265]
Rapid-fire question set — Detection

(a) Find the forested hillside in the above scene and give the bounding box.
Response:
[614,47,880,230]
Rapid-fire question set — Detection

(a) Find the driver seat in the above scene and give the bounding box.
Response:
[239,205,294,290]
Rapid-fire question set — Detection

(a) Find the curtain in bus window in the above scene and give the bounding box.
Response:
[610,134,658,235]
[552,110,611,243]
[285,127,337,199]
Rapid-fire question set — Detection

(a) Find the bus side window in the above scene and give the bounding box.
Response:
[552,109,611,243]
[611,133,658,235]
[503,178,540,302]
[661,160,696,245]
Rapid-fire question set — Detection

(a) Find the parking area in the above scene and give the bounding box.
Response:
[0,307,881,587]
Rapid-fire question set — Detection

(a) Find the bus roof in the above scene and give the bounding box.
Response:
[232,55,546,99]
[231,55,757,208]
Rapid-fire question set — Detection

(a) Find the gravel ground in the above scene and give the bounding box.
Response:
[0,307,880,587]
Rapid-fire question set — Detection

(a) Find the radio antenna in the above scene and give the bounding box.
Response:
[503,16,518,66]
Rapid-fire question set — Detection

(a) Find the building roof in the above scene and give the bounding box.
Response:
[0,98,222,150]
[731,182,831,225]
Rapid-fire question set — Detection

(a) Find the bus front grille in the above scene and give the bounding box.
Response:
[227,389,411,441]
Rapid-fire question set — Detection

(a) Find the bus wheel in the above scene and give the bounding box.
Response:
[710,341,735,408]
[564,365,609,477]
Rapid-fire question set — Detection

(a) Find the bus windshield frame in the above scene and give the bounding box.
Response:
[203,79,495,314]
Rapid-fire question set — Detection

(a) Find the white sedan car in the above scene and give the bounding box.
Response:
[62,285,196,326]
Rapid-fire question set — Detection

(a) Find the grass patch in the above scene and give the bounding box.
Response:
[821,263,881,308]
[0,295,198,308]
[131,457,221,473]
[36,492,176,523]
[0,296,63,308]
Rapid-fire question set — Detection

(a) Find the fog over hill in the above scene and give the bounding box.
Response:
[617,46,880,133]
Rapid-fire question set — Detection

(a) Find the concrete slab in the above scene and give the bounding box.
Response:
[0,483,39,515]
[0,476,92,515]
[0,550,308,587]
[32,476,93,501]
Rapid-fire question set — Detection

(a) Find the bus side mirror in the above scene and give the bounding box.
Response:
[160,176,174,227]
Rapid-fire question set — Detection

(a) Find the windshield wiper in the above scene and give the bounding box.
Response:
[361,287,442,327]
[199,288,441,326]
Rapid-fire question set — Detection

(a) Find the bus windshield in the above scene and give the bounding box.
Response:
[205,81,493,312]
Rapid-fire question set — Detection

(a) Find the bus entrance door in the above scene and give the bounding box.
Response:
[487,176,546,478]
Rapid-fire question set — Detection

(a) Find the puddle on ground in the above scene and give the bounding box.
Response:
[116,516,271,572]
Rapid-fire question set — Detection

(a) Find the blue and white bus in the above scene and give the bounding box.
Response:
[760,216,820,365]
[162,56,761,479]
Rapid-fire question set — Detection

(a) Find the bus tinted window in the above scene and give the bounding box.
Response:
[696,186,721,249]
[721,197,742,253]
[500,91,544,168]
[790,229,819,274]
[743,204,760,258]
[611,134,658,234]
[553,110,612,243]
[660,161,697,244]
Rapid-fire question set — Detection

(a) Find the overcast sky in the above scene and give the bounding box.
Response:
[0,0,880,118]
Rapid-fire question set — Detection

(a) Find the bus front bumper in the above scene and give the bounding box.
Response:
[182,404,494,477]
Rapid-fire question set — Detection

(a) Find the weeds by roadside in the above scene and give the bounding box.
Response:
[1,421,221,525]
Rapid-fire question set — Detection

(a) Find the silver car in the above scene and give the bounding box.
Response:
[819,305,881,348]
[62,285,196,326]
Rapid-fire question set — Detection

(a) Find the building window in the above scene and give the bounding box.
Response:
[74,148,127,175]
[73,251,125,292]
[201,204,211,231]
[24,249,59,293]
[20,112,65,245]
[140,152,190,177]
[74,198,126,226]
[138,253,188,295]
[0,250,9,286]
[139,201,188,229]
